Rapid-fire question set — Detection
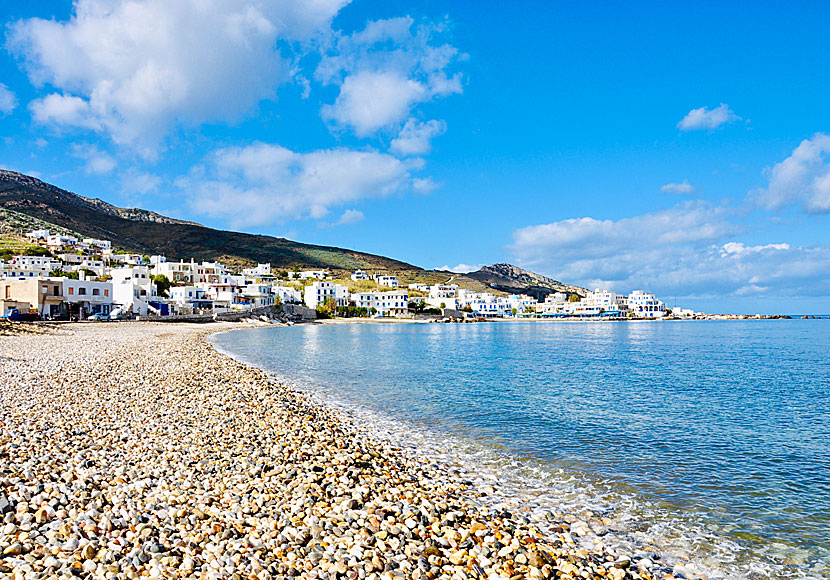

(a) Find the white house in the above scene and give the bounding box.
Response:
[46,234,78,249]
[291,270,328,280]
[426,284,458,309]
[374,275,399,288]
[304,281,337,309]
[153,260,227,285]
[111,266,157,316]
[82,238,112,251]
[170,286,213,313]
[627,291,667,318]
[584,289,628,316]
[25,229,50,240]
[9,255,60,274]
[243,263,271,277]
[352,290,409,317]
[351,270,370,281]
[242,284,274,308]
[62,277,114,318]
[271,285,302,304]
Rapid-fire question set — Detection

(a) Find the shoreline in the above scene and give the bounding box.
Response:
[2,322,690,580]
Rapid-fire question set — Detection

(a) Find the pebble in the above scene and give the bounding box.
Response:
[0,322,669,580]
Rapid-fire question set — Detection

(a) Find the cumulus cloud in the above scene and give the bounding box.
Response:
[660,179,695,195]
[0,84,17,115]
[179,142,417,228]
[510,201,830,299]
[752,133,830,213]
[436,263,483,274]
[8,0,349,154]
[677,104,739,131]
[71,144,116,174]
[390,118,446,156]
[335,208,364,225]
[317,16,462,137]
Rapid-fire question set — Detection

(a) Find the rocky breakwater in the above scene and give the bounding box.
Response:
[1,323,668,580]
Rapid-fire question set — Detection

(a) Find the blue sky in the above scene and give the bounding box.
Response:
[1,1,829,314]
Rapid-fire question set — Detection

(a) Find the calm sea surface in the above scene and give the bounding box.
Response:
[212,320,830,579]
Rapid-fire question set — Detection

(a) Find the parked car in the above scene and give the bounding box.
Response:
[86,313,110,321]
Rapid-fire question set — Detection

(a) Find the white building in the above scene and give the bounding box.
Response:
[408,283,429,292]
[46,234,78,249]
[242,284,275,308]
[350,270,370,281]
[271,285,302,304]
[170,286,213,312]
[291,270,328,280]
[304,281,337,309]
[150,255,167,265]
[426,284,458,309]
[352,290,409,317]
[627,291,667,318]
[111,266,157,316]
[584,289,628,316]
[374,275,399,288]
[153,260,227,285]
[9,255,60,274]
[25,229,50,240]
[62,278,114,317]
[243,263,271,277]
[82,238,112,251]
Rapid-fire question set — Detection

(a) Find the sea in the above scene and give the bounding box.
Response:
[211,320,830,580]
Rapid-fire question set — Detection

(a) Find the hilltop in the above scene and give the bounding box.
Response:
[0,169,584,297]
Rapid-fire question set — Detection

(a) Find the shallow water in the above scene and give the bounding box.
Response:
[212,320,830,579]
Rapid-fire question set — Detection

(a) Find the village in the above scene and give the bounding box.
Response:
[0,229,684,321]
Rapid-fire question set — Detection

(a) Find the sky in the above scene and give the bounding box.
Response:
[1,0,829,314]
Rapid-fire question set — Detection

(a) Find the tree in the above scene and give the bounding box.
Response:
[511,308,518,316]
[568,294,581,303]
[152,274,172,298]
[320,297,337,315]
[278,270,288,279]
[461,305,473,313]
[440,302,447,309]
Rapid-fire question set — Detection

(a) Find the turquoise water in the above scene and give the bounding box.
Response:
[212,320,830,579]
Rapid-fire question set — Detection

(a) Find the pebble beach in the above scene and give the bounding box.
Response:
[1,322,671,580]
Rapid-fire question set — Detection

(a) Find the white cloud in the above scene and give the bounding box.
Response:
[71,144,116,174]
[317,16,461,137]
[335,208,364,225]
[752,133,830,213]
[120,170,162,204]
[660,179,695,195]
[510,201,830,299]
[391,118,446,156]
[412,177,439,194]
[8,0,349,154]
[436,263,483,274]
[322,72,426,136]
[677,104,739,131]
[0,84,17,115]
[180,142,415,228]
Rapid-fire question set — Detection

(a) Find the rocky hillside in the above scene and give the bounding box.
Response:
[466,263,588,299]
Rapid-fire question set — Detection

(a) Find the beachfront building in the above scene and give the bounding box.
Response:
[352,290,409,317]
[408,283,429,292]
[350,270,370,281]
[374,275,399,289]
[271,285,302,304]
[111,266,157,316]
[242,284,275,308]
[0,278,64,318]
[170,286,213,313]
[62,278,114,318]
[627,290,667,318]
[304,281,337,309]
[584,289,628,316]
[426,284,459,309]
[68,257,106,277]
[536,293,575,316]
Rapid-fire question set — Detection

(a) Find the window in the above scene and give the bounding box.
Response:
[93,289,100,296]
[104,290,108,297]
[78,288,87,295]
[68,287,74,295]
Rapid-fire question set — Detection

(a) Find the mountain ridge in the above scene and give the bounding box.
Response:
[0,169,586,298]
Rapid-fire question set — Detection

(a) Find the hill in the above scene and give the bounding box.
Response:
[465,263,588,299]
[0,169,584,298]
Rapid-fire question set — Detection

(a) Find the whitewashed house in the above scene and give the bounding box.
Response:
[374,275,399,288]
[352,290,409,317]
[243,263,271,277]
[585,289,628,316]
[627,291,667,318]
[350,270,370,281]
[242,284,274,308]
[82,238,112,251]
[304,281,337,309]
[170,286,213,313]
[62,277,114,317]
[25,229,50,240]
[9,255,60,275]
[111,266,157,316]
[271,285,302,304]
[46,234,78,249]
